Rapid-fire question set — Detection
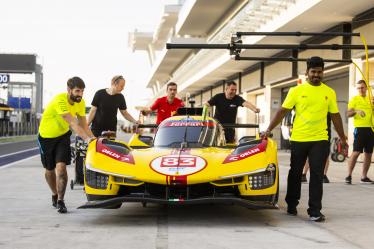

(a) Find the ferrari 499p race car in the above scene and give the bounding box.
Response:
[79,108,279,210]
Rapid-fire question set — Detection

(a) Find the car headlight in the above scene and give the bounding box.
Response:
[248,163,276,190]
[85,168,109,189]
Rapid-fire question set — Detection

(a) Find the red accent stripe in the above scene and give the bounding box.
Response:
[223,139,268,164]
[96,138,134,164]
[168,175,187,185]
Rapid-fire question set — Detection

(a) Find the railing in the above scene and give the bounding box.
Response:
[0,118,39,137]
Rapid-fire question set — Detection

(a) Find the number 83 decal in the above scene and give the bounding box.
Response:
[150,155,207,176]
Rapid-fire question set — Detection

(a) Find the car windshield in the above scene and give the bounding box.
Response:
[154,124,216,148]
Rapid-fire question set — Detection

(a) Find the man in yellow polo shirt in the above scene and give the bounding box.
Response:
[264,56,347,222]
[345,80,374,184]
[38,77,95,213]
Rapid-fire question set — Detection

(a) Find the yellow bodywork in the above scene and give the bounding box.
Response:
[83,115,279,209]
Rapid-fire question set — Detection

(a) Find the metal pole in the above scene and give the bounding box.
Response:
[234,56,352,63]
[236,32,361,37]
[166,43,230,49]
[167,43,374,50]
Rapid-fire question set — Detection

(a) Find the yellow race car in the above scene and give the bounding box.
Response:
[80,109,279,210]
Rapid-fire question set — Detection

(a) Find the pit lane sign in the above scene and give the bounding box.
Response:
[0,74,9,84]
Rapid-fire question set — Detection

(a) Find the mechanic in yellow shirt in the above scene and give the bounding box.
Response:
[264,56,347,222]
[38,77,95,213]
[345,80,374,184]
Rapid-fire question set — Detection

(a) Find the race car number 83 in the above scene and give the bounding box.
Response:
[150,155,207,176]
[161,156,196,167]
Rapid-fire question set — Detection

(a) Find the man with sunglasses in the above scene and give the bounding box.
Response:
[345,80,374,184]
[87,75,139,137]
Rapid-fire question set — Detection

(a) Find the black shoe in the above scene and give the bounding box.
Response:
[287,207,297,216]
[360,177,373,183]
[52,194,58,208]
[345,176,352,184]
[301,174,307,183]
[323,175,330,183]
[57,200,67,213]
[309,213,326,222]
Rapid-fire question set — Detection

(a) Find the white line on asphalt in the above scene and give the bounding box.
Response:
[0,147,39,158]
[0,155,39,169]
[0,139,36,146]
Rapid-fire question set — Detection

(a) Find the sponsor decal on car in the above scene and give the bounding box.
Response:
[101,148,121,159]
[97,139,134,164]
[162,119,215,127]
[150,154,207,176]
[223,139,267,164]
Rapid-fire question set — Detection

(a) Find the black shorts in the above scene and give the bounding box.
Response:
[353,127,374,153]
[37,131,72,170]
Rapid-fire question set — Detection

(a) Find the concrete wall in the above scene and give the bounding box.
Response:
[264,62,292,85]
[242,70,260,91]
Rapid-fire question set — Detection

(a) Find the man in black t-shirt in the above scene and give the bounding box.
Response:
[87,75,139,137]
[205,81,260,143]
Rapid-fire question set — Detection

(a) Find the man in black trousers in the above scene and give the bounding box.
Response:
[264,56,347,222]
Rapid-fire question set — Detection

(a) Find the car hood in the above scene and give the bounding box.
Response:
[85,138,276,185]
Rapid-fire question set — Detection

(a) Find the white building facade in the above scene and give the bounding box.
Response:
[129,0,374,150]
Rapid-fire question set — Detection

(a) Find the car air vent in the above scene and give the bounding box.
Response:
[212,176,244,185]
[233,140,261,155]
[102,139,130,155]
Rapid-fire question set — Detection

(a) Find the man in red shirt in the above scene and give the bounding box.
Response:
[142,82,184,124]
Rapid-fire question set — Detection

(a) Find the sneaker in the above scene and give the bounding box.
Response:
[360,177,373,183]
[309,213,326,222]
[301,174,307,183]
[345,176,352,184]
[323,175,330,183]
[287,207,297,216]
[52,194,58,208]
[57,200,67,213]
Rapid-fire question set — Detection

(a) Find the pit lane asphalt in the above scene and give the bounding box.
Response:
[0,136,373,249]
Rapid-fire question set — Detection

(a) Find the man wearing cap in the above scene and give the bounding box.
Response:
[264,56,347,222]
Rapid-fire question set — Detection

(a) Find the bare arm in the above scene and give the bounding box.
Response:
[87,106,97,126]
[347,108,365,118]
[61,113,92,141]
[119,109,138,123]
[77,115,95,138]
[243,101,260,113]
[330,112,347,145]
[140,107,152,116]
[265,107,291,133]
